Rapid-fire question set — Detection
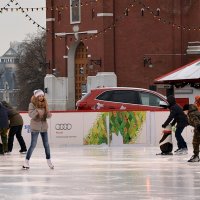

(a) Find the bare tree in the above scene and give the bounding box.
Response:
[16,32,46,111]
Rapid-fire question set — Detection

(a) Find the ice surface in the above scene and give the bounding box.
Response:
[0,145,199,200]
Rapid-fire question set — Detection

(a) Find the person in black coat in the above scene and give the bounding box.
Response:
[1,101,27,154]
[162,95,188,155]
[0,102,9,154]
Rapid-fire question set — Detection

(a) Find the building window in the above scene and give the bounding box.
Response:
[70,0,81,24]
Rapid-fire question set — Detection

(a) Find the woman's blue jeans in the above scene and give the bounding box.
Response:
[26,132,51,160]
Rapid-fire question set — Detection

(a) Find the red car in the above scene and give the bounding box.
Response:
[76,87,168,111]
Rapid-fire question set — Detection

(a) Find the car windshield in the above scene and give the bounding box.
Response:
[140,92,163,106]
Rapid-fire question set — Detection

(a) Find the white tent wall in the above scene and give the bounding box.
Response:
[174,85,200,104]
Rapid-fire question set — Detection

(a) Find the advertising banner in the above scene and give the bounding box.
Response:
[83,111,148,145]
[16,110,194,148]
[49,112,84,147]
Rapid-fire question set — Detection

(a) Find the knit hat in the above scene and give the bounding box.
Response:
[182,104,189,111]
[34,89,44,97]
[167,95,176,106]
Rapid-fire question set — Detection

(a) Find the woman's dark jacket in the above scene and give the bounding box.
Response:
[1,101,23,126]
[162,95,188,128]
[0,102,9,129]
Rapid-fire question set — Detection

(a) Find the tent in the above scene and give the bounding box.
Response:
[154,58,200,86]
[154,58,200,106]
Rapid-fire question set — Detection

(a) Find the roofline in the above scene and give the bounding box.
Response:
[90,86,166,99]
[154,58,200,83]
[154,78,200,84]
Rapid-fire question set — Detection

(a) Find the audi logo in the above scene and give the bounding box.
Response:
[55,123,72,130]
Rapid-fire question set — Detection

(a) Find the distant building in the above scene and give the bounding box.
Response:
[0,42,20,107]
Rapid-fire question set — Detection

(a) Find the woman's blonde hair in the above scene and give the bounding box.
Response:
[31,95,48,109]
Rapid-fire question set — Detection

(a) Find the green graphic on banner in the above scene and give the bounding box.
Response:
[84,111,146,145]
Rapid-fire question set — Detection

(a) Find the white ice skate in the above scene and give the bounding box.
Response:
[22,159,30,169]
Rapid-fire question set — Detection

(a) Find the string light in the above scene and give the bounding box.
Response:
[12,0,46,31]
[0,0,101,12]
[0,0,13,13]
[78,3,134,42]
[79,0,200,43]
[135,0,200,32]
[1,0,199,42]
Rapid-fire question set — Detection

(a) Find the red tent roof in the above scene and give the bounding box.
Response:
[154,58,200,84]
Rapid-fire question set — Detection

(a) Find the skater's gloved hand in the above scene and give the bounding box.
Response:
[170,122,174,126]
[162,124,166,128]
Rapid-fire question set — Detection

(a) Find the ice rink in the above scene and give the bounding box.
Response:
[0,145,200,200]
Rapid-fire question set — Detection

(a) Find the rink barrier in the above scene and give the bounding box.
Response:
[18,110,193,148]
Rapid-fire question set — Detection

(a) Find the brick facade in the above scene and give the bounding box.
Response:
[46,0,200,95]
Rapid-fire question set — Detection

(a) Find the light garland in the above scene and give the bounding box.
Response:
[77,0,137,42]
[76,0,200,42]
[1,0,199,41]
[0,0,14,13]
[54,0,138,41]
[0,0,100,12]
[136,0,200,32]
[10,0,46,31]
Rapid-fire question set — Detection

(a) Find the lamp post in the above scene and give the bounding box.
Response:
[144,57,153,68]
[88,58,102,73]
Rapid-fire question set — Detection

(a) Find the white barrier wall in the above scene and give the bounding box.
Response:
[18,111,194,149]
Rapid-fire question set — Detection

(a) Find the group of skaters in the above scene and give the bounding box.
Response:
[0,89,54,169]
[0,101,27,155]
[162,95,200,162]
[2,89,200,168]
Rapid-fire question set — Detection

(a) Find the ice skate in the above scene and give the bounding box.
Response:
[0,143,4,155]
[19,149,27,154]
[174,148,188,155]
[156,152,173,156]
[47,159,54,169]
[188,155,200,162]
[22,159,30,169]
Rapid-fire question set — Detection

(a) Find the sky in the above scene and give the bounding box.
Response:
[0,0,46,56]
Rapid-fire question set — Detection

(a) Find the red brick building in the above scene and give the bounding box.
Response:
[46,0,200,108]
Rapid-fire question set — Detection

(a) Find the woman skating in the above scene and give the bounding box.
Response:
[23,89,54,169]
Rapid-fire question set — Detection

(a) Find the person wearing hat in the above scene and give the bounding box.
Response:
[162,95,188,155]
[22,89,54,169]
[183,104,200,162]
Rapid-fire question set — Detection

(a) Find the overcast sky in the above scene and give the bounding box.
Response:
[0,0,46,56]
